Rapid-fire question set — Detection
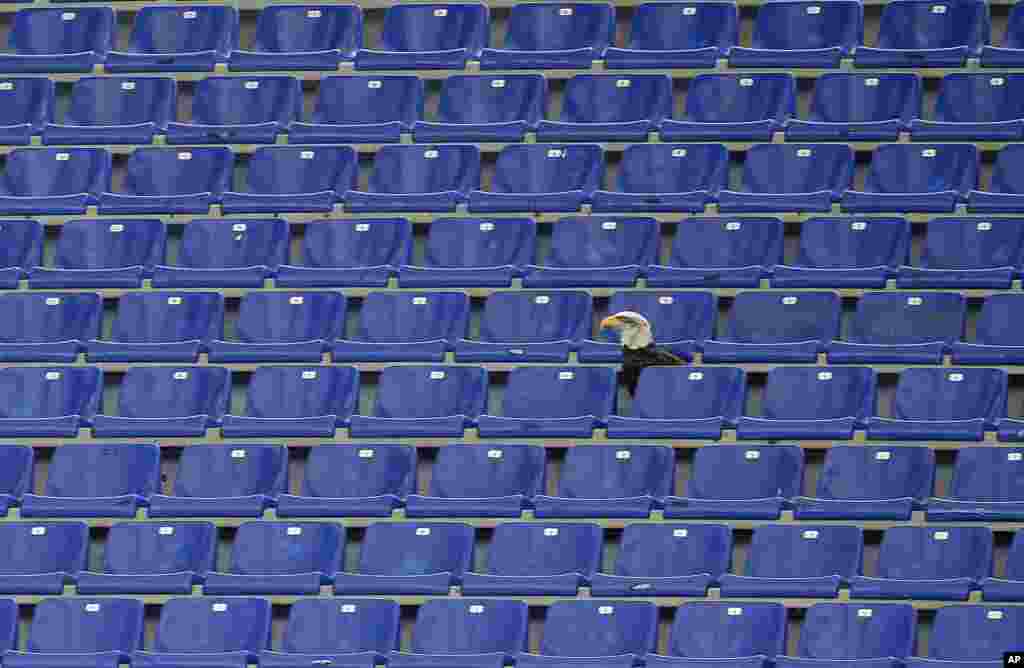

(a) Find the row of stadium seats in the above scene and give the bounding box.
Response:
[0,598,1016,665]
[0,364,1020,441]
[1,442,1020,523]
[4,0,1022,72]
[0,518,1022,600]
[13,217,1024,290]
[9,289,1024,365]
[11,73,1024,144]
[4,144,1024,215]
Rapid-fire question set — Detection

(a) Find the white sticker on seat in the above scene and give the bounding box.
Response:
[287,526,302,535]
[86,603,100,612]
[1010,452,1022,461]
[168,296,182,305]
[307,9,322,18]
[178,152,192,160]
[121,81,136,91]
[671,148,687,158]
[302,370,317,380]
[726,221,741,231]
[547,149,565,158]
[301,151,315,160]
[424,149,438,159]
[740,78,753,87]
[490,79,506,88]
[535,295,550,304]
[933,530,949,540]
[988,610,1003,619]
[480,222,495,231]
[991,77,1005,86]
[62,12,76,20]
[602,221,617,230]
[727,607,742,616]
[875,451,892,461]
[683,6,697,14]
[616,79,631,88]
[46,297,61,306]
[688,372,703,380]
[430,371,446,380]
[858,608,872,618]
[931,4,946,12]
[978,222,992,231]
[416,527,431,536]
[544,527,559,536]
[782,296,798,305]
[509,349,525,355]
[797,148,812,157]
[290,296,305,305]
[673,528,688,537]
[183,10,197,18]
[231,449,246,458]
[487,449,503,459]
[559,371,574,380]
[948,372,964,382]
[469,604,485,613]
[245,81,260,90]
[359,449,375,458]
[659,296,674,304]
[560,7,574,15]
[232,223,247,232]
[865,78,879,87]
[616,450,631,460]
[413,296,428,305]
[598,605,613,614]
[356,223,370,232]
[159,526,174,535]
[907,296,922,306]
[213,603,227,612]
[31,526,46,536]
[368,80,382,89]
[341,603,356,613]
[806,5,821,13]
[818,371,833,381]
[0,83,12,91]
[110,223,124,232]
[56,153,69,161]
[922,148,937,157]
[46,371,61,380]
[745,450,760,460]
[803,530,819,539]
[434,8,448,16]
[852,221,867,230]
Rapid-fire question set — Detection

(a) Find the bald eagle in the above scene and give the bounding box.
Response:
[599,310,685,396]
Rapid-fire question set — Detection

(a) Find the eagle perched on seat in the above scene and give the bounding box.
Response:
[599,310,684,396]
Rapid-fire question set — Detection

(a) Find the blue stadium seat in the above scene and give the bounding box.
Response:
[414,74,545,142]
[665,445,802,520]
[592,144,727,214]
[461,523,602,596]
[661,74,795,141]
[481,3,614,70]
[334,522,474,595]
[703,291,840,362]
[798,603,916,659]
[926,606,1024,660]
[398,218,535,288]
[0,293,101,362]
[868,368,1006,441]
[222,146,357,214]
[534,446,673,519]
[3,598,143,668]
[278,445,415,518]
[536,74,672,142]
[229,5,363,71]
[911,74,1024,141]
[278,218,410,288]
[349,366,487,438]
[347,145,481,213]
[983,531,1024,601]
[357,4,488,70]
[92,366,229,438]
[827,292,966,364]
[152,218,289,288]
[98,147,233,215]
[605,2,737,69]
[406,443,544,518]
[898,218,1024,289]
[855,0,989,68]
[738,367,876,440]
[794,446,935,521]
[772,217,910,288]
[204,522,343,595]
[0,148,110,215]
[955,295,1024,365]
[0,219,41,288]
[968,144,1024,212]
[43,77,175,145]
[149,444,287,518]
[222,366,359,438]
[87,292,223,363]
[134,598,270,668]
[0,8,112,73]
[106,6,238,72]
[647,218,783,288]
[523,217,659,288]
[607,367,746,439]
[983,0,1024,66]
[477,366,616,438]
[579,291,715,363]
[21,443,159,519]
[663,602,786,658]
[590,524,732,597]
[455,290,592,363]
[28,219,166,289]
[76,522,216,595]
[787,73,921,141]
[260,599,398,668]
[718,525,862,598]
[719,144,854,213]
[0,600,14,654]
[0,445,32,515]
[928,448,1024,521]
[0,366,101,438]
[842,144,978,213]
[468,143,603,213]
[850,527,992,601]
[730,1,862,68]
[0,78,54,144]
[536,601,657,661]
[166,76,301,144]
[291,76,423,144]
[209,292,344,363]
[334,291,469,363]
[395,599,527,666]
[0,523,87,594]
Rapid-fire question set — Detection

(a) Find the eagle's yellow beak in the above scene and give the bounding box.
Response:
[600,315,624,331]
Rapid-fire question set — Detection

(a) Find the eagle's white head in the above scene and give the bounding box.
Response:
[599,311,653,350]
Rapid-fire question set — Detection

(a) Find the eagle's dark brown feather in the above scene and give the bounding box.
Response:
[622,344,685,396]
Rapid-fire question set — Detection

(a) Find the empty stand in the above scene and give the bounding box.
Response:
[29,219,167,289]
[718,144,854,213]
[660,74,795,141]
[855,0,990,67]
[955,295,1024,365]
[0,219,42,288]
[0,445,32,515]
[399,599,527,664]
[278,218,412,289]
[898,219,1024,289]
[347,145,481,213]
[166,76,301,144]
[729,1,862,68]
[222,366,359,438]
[92,366,229,438]
[969,144,1024,212]
[356,4,489,71]
[533,445,674,518]
[786,73,921,141]
[278,445,415,518]
[928,447,1024,520]
[604,1,737,69]
[798,603,916,659]
[260,599,398,668]
[591,144,728,214]
[773,218,911,288]
[926,606,1024,660]
[0,366,101,437]
[0,293,101,362]
[469,144,603,213]
[0,78,52,145]
[664,602,786,658]
[536,74,672,141]
[537,600,657,659]
[154,218,289,288]
[0,523,87,594]
[665,444,803,520]
[291,76,424,144]
[481,2,614,70]
[135,597,269,668]
[398,218,535,288]
[221,146,357,214]
[229,5,363,71]
[348,365,487,438]
[461,522,602,595]
[106,6,238,72]
[406,443,545,518]
[98,147,233,215]
[647,218,783,288]
[0,8,112,73]
[43,77,175,145]
[912,74,1024,140]
[841,144,978,213]
[413,74,545,142]
[0,148,110,215]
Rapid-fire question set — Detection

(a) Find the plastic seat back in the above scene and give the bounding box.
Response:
[929,606,1024,660]
[372,366,487,419]
[110,293,223,344]
[64,77,175,128]
[0,366,101,419]
[948,448,1024,502]
[301,445,415,499]
[243,366,358,421]
[542,217,659,270]
[793,217,910,270]
[876,526,992,582]
[357,522,474,576]
[0,220,42,269]
[484,523,603,576]
[177,219,289,271]
[501,367,616,419]
[243,146,357,195]
[616,144,728,195]
[808,74,921,124]
[116,366,229,420]
[0,148,110,197]
[669,602,786,658]
[559,74,672,124]
[53,219,166,271]
[26,598,143,654]
[152,597,270,655]
[892,368,1006,424]
[127,6,238,57]
[607,292,715,343]
[235,292,344,343]
[685,74,795,123]
[799,603,916,659]
[688,445,803,501]
[615,524,732,579]
[189,76,301,126]
[739,144,853,196]
[876,0,989,50]
[355,292,469,344]
[0,523,87,577]
[102,522,216,576]
[0,78,54,131]
[44,443,159,499]
[817,446,935,503]
[478,291,591,344]
[490,144,603,195]
[229,522,344,576]
[411,599,527,656]
[312,76,423,126]
[299,219,412,269]
[746,525,863,579]
[666,218,783,270]
[502,3,614,53]
[540,601,657,656]
[367,145,480,195]
[281,599,399,654]
[863,144,978,195]
[426,444,545,500]
[625,2,737,51]
[557,446,674,500]
[935,74,1024,122]
[11,8,113,56]
[760,367,876,422]
[173,444,287,499]
[438,75,546,125]
[632,367,746,421]
[725,291,840,344]
[378,4,488,54]
[422,218,535,269]
[252,6,362,57]
[751,1,862,51]
[919,218,1024,270]
[121,148,233,197]
[0,293,101,344]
